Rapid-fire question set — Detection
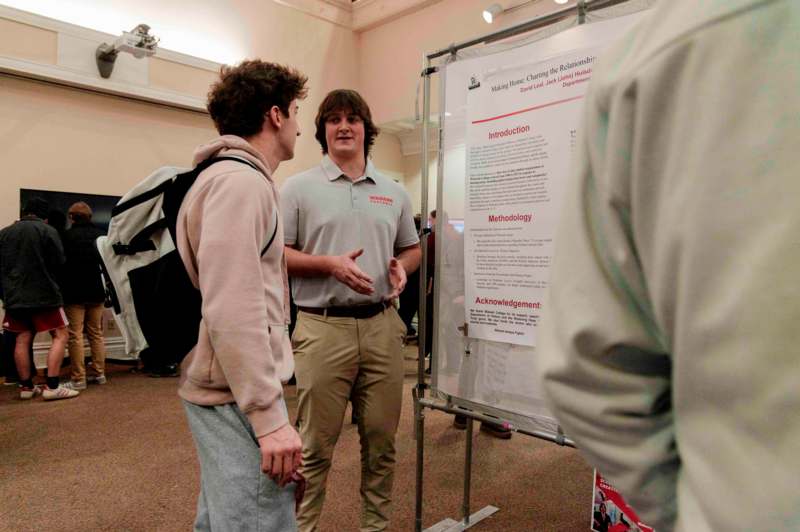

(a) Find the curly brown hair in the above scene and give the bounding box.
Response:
[314,89,380,157]
[207,60,308,137]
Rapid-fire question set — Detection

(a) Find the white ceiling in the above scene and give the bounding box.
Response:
[381,117,440,156]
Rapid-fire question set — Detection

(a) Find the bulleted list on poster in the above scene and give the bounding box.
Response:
[464,47,602,346]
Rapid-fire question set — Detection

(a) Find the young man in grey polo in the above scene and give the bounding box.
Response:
[281,89,421,532]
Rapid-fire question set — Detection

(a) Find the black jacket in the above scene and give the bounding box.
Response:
[0,216,65,310]
[61,220,105,304]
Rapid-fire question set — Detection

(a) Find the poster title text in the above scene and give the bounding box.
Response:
[490,56,596,93]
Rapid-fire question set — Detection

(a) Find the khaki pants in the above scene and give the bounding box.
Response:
[293,307,406,532]
[65,303,106,382]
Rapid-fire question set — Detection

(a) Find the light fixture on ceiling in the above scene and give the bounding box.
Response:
[482,3,503,23]
[483,1,559,24]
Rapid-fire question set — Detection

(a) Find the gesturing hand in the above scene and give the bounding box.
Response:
[385,257,407,301]
[257,423,303,487]
[331,249,374,295]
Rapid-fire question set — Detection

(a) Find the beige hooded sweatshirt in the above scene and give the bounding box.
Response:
[176,135,293,438]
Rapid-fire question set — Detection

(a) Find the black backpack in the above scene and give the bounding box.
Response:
[96,156,278,366]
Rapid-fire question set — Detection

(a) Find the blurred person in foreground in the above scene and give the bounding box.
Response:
[538,1,799,530]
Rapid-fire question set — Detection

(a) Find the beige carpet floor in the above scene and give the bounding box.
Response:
[0,351,592,531]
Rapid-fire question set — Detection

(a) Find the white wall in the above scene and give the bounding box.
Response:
[370,132,405,181]
[0,0,253,64]
[0,1,361,226]
[0,75,214,226]
[402,151,438,216]
[0,0,574,224]
[358,0,575,124]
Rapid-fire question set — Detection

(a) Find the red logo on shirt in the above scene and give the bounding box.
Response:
[369,195,394,206]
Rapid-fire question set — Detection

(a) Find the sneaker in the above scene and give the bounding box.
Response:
[42,385,80,401]
[87,374,107,385]
[64,380,87,391]
[148,363,179,378]
[19,385,43,400]
[479,422,512,440]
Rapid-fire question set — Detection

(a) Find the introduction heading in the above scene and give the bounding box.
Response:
[488,124,530,140]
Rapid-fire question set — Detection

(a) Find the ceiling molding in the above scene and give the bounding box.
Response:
[0,55,207,112]
[4,1,449,42]
[271,0,353,28]
[352,0,443,32]
[271,0,445,32]
[0,5,212,112]
[0,5,220,72]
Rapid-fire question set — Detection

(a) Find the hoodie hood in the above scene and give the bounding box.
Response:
[192,135,273,180]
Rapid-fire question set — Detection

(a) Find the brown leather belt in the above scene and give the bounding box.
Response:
[298,302,389,319]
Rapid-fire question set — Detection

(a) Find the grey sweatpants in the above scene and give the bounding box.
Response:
[183,400,297,532]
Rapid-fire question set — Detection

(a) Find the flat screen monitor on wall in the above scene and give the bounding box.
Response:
[20,189,121,234]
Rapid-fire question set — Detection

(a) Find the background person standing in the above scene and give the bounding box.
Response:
[0,198,79,400]
[62,201,107,390]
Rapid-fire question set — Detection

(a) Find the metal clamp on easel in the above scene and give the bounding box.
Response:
[578,0,588,24]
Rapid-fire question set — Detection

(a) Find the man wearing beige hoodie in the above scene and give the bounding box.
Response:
[176,60,307,531]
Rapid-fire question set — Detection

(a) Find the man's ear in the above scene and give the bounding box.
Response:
[267,105,283,130]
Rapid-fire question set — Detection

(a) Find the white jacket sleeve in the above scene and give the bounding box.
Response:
[539,2,800,530]
[538,64,679,531]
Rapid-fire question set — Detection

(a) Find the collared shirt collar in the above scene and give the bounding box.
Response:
[321,154,376,184]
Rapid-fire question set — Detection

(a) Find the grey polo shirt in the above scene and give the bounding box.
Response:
[281,155,419,307]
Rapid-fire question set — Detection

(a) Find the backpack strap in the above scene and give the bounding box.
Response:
[201,156,279,258]
[197,155,262,174]
[112,218,166,255]
[111,157,260,218]
[261,210,279,257]
[112,156,278,257]
[112,180,172,217]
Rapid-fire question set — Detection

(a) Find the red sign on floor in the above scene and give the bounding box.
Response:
[591,471,654,532]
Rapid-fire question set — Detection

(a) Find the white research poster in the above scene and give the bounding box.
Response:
[464,45,606,346]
